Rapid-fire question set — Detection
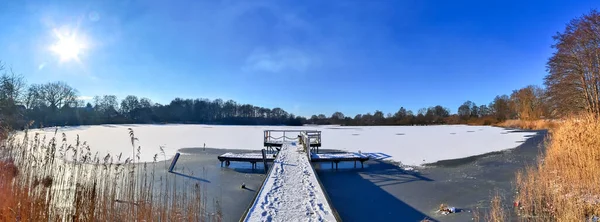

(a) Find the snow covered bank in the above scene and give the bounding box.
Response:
[17,124,537,166]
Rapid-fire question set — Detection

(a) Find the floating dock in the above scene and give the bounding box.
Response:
[311,152,369,169]
[218,152,276,169]
[218,152,369,170]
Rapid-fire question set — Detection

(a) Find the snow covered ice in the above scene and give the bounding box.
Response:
[18,124,536,166]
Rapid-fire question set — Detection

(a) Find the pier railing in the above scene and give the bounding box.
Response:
[300,131,312,161]
[263,130,321,145]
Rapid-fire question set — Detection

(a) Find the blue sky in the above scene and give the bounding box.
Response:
[0,0,597,117]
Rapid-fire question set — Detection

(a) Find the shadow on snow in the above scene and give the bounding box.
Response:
[316,160,437,222]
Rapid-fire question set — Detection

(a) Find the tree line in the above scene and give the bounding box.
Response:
[0,10,598,129]
[307,85,548,126]
[0,70,305,129]
[0,65,548,129]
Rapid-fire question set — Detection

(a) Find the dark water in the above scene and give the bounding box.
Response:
[316,130,547,222]
[163,148,266,222]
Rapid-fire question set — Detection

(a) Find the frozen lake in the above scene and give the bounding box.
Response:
[18,124,536,166]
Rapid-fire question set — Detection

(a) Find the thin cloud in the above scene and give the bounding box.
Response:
[38,63,47,70]
[78,96,93,101]
[244,48,313,73]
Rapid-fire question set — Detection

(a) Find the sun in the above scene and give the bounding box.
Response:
[50,28,86,62]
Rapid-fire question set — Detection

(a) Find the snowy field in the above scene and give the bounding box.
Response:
[17,124,537,166]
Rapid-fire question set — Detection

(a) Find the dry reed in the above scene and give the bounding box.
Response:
[495,119,557,130]
[515,113,600,221]
[486,194,507,222]
[0,127,221,221]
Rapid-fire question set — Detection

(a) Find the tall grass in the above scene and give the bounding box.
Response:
[0,127,221,221]
[515,113,600,221]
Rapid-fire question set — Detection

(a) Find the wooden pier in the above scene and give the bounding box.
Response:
[165,129,372,221]
[242,132,340,221]
[213,130,372,221]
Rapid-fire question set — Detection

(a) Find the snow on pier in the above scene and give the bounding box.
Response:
[243,142,338,222]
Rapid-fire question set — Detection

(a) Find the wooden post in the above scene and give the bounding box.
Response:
[168,153,181,172]
[261,149,268,173]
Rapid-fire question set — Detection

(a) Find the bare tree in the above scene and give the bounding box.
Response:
[94,95,119,112]
[0,64,26,106]
[121,95,140,116]
[24,82,78,110]
[479,105,491,116]
[546,10,600,117]
[458,101,473,121]
[42,82,78,110]
[0,63,27,127]
[394,107,407,119]
[331,112,345,120]
[470,103,479,118]
[491,95,513,121]
[139,98,153,108]
[510,85,547,120]
[24,84,44,109]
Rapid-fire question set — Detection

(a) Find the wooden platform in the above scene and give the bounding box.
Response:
[311,153,370,169]
[218,151,369,170]
[217,152,275,169]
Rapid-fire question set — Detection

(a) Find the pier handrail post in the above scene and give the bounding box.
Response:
[261,149,268,173]
[168,153,181,173]
[303,132,311,161]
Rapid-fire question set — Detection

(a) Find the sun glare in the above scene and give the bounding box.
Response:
[50,28,86,62]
